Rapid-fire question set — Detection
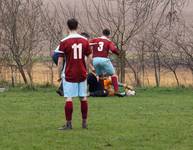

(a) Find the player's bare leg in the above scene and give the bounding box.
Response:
[80,97,88,129]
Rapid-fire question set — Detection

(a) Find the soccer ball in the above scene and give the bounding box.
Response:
[126,90,135,96]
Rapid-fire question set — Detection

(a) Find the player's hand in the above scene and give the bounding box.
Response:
[57,78,62,82]
[96,75,99,82]
[91,69,97,76]
[91,69,96,74]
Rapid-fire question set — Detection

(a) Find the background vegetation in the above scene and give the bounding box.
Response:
[0,0,192,88]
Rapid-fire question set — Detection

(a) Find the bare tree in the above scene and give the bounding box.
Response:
[1,0,191,87]
[55,0,189,86]
[160,47,181,86]
[39,2,66,85]
[81,0,159,82]
[0,0,44,85]
[139,0,188,87]
[175,37,193,80]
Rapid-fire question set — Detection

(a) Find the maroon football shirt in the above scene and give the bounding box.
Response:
[90,36,119,58]
[58,33,91,82]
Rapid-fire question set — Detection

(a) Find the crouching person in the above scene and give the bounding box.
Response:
[51,46,64,96]
[87,72,108,97]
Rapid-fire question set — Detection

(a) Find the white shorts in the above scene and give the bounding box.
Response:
[62,78,87,98]
[93,57,115,76]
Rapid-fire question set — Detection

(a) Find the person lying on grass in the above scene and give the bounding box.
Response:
[87,73,135,97]
[103,76,135,97]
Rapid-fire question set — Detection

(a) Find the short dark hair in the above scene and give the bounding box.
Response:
[102,29,110,36]
[81,32,90,38]
[67,18,78,30]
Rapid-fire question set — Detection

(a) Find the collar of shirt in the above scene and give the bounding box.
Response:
[69,31,78,35]
[99,36,110,41]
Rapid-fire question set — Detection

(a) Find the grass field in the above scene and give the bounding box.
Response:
[0,87,193,150]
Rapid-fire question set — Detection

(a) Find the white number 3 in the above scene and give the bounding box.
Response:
[98,42,104,51]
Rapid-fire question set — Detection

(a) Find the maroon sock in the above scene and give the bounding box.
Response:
[81,101,88,120]
[111,76,119,92]
[65,101,73,121]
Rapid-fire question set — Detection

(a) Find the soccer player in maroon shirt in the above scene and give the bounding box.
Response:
[90,29,120,95]
[57,18,95,130]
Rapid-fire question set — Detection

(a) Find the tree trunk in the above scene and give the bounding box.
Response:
[120,51,126,82]
[18,65,28,84]
[26,62,34,87]
[15,59,28,84]
[140,45,145,87]
[153,52,160,87]
[0,65,2,81]
[11,66,15,87]
[50,62,54,86]
[127,62,141,87]
[27,72,33,87]
[192,69,193,86]
[172,70,180,87]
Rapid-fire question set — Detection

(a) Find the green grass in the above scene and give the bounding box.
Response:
[0,87,193,150]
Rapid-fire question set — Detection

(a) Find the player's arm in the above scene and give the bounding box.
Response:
[109,42,119,56]
[89,39,97,46]
[57,42,65,81]
[87,53,95,73]
[85,41,99,79]
[87,54,98,78]
[85,40,95,72]
[57,56,64,82]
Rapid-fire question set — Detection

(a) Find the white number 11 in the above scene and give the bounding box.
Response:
[72,43,82,59]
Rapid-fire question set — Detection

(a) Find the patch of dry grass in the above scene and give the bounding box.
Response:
[1,63,192,87]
